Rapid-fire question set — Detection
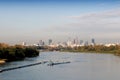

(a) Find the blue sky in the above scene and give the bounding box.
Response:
[0,0,120,44]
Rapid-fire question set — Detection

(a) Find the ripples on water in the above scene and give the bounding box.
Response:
[1,52,120,80]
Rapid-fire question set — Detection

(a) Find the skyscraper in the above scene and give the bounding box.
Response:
[22,42,26,46]
[39,40,45,46]
[84,41,88,46]
[91,38,95,45]
[80,40,83,45]
[48,39,52,45]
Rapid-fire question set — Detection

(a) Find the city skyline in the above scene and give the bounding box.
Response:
[0,0,120,44]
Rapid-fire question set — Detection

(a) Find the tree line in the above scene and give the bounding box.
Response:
[62,45,120,56]
[0,43,39,62]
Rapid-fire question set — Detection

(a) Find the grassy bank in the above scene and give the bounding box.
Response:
[61,45,120,56]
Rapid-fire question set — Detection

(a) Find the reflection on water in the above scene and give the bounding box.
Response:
[1,52,120,80]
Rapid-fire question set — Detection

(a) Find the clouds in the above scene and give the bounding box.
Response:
[46,8,120,41]
[68,9,120,27]
[51,8,120,42]
[70,9,120,19]
[67,8,120,29]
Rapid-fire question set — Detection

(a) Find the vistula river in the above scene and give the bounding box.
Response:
[1,51,120,80]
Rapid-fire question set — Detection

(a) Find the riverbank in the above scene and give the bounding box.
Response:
[0,43,39,62]
[60,45,120,56]
[0,59,6,64]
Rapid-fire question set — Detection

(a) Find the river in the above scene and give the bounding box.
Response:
[0,51,120,80]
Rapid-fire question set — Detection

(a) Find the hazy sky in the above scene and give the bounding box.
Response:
[0,0,120,44]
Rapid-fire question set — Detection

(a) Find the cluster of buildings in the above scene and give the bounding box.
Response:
[22,38,96,48]
[47,38,96,48]
[21,37,120,48]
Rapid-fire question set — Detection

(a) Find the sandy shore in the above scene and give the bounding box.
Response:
[0,59,6,64]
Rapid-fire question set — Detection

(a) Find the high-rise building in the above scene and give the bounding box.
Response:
[48,39,52,45]
[39,40,45,46]
[22,42,26,46]
[84,41,88,46]
[91,38,95,45]
[72,39,75,44]
[80,40,83,45]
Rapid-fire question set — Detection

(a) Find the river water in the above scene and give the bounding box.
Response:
[0,51,120,80]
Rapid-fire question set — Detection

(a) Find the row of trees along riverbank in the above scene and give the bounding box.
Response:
[62,45,120,56]
[0,43,39,62]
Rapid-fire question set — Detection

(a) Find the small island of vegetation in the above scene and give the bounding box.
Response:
[0,43,39,62]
